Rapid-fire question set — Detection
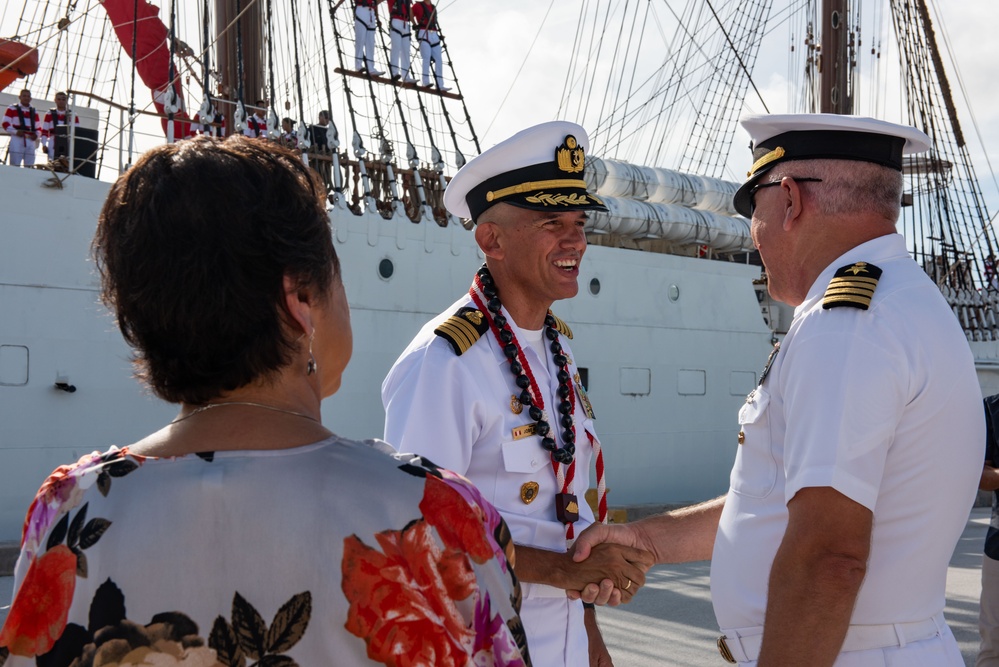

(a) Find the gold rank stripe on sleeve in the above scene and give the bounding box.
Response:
[434,307,490,355]
[547,312,573,339]
[822,262,883,310]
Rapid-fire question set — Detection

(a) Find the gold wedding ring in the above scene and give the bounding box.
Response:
[624,578,633,591]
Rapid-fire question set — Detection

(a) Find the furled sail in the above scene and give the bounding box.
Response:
[99,0,194,138]
[585,157,753,253]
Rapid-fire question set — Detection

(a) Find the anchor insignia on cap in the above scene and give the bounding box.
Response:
[556,135,585,174]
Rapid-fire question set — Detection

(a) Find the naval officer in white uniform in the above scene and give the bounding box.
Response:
[571,114,984,666]
[382,121,654,667]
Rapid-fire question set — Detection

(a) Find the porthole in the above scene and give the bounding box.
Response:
[668,284,680,302]
[589,278,601,295]
[378,258,394,280]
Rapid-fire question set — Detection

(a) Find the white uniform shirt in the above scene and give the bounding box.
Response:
[383,293,599,666]
[711,233,983,636]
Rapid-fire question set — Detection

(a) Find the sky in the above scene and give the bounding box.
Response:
[438,0,999,218]
[3,0,997,215]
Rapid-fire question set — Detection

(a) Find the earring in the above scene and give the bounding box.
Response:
[307,330,317,375]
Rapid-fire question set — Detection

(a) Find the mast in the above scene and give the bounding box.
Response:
[819,0,851,113]
[216,0,265,121]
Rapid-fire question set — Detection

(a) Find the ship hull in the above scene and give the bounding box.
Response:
[3,163,997,544]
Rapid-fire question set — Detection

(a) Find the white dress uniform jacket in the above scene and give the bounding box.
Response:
[711,233,984,665]
[383,293,598,667]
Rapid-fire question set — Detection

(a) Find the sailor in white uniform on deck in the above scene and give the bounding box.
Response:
[572,113,985,667]
[3,88,41,167]
[382,121,654,667]
[40,91,79,161]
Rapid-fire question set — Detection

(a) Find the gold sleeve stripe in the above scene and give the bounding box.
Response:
[825,288,875,299]
[437,319,476,352]
[828,276,879,288]
[824,295,874,307]
[487,179,588,202]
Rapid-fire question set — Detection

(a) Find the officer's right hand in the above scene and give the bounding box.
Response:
[563,542,653,604]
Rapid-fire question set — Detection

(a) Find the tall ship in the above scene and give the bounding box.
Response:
[0,0,996,545]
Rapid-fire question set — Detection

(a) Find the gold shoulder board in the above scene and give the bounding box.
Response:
[434,307,489,355]
[548,312,573,339]
[822,262,883,310]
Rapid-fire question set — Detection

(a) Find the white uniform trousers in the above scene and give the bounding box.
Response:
[518,594,588,667]
[389,18,412,79]
[45,135,62,160]
[979,554,999,666]
[731,623,963,667]
[417,29,445,88]
[7,135,36,167]
[353,6,378,72]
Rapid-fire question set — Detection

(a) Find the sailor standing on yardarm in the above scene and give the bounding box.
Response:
[387,0,415,82]
[382,121,653,667]
[411,0,448,90]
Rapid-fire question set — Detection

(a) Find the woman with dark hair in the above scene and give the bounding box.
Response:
[0,137,530,667]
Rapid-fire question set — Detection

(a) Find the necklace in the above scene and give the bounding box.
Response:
[471,265,589,529]
[171,401,319,424]
[469,265,608,535]
[473,265,577,464]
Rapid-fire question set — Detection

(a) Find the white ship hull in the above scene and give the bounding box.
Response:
[0,161,781,543]
[6,163,999,544]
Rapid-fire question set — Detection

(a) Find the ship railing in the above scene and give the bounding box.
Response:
[315,149,449,226]
[942,286,999,342]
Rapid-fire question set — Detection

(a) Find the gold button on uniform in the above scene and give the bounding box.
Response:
[738,431,745,445]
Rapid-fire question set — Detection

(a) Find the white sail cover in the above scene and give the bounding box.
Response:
[585,156,752,252]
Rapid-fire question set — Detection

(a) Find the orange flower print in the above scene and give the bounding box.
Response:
[0,544,77,656]
[342,520,476,666]
[419,472,503,566]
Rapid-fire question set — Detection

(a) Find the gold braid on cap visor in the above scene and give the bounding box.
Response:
[486,179,589,202]
[747,146,785,177]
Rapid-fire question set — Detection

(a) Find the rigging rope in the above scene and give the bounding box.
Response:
[166,0,176,141]
[481,0,554,142]
[287,0,307,131]
[126,0,138,165]
[705,0,770,113]
[264,0,276,131]
[316,0,344,203]
[436,18,479,154]
[235,0,245,107]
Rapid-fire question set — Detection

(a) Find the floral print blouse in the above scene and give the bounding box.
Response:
[0,436,531,667]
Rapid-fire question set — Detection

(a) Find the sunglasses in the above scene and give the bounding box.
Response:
[749,177,823,214]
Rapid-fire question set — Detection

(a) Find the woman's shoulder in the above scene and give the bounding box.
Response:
[19,447,150,557]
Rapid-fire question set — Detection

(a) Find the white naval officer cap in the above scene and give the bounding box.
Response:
[732,113,932,218]
[443,120,608,222]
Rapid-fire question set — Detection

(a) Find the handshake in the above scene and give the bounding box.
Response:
[558,521,660,607]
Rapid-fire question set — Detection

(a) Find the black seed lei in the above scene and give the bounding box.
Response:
[476,265,576,465]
